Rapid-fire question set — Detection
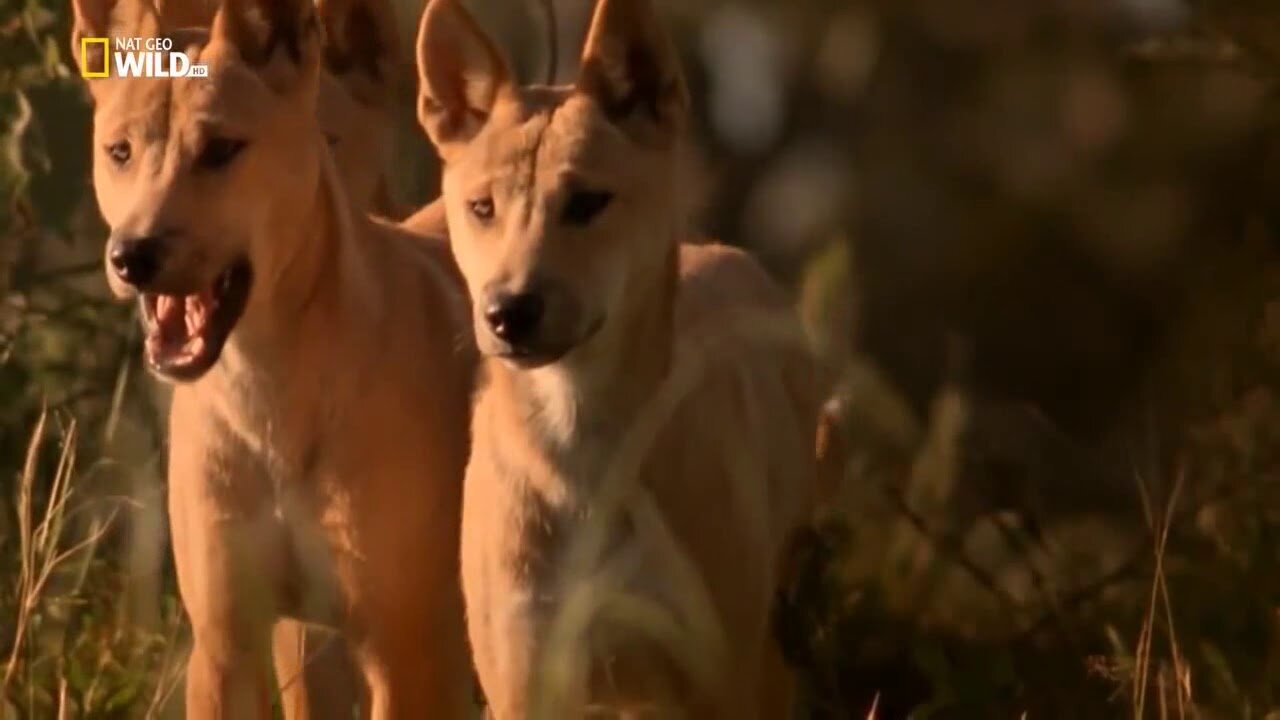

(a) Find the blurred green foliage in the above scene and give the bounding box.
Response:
[1,0,175,715]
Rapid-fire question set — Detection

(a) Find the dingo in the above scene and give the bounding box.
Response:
[142,0,408,713]
[417,0,827,716]
[84,0,405,714]
[72,0,476,716]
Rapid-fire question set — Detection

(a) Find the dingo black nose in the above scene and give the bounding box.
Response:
[108,236,163,286]
[485,292,545,345]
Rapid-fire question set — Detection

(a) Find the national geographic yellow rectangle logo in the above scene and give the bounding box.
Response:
[79,37,110,78]
[78,37,208,78]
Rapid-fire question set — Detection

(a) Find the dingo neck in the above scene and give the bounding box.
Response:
[223,138,370,371]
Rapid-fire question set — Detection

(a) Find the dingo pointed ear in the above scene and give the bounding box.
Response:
[70,0,158,83]
[70,0,113,81]
[211,0,320,82]
[576,0,688,144]
[415,0,511,159]
[317,0,398,103]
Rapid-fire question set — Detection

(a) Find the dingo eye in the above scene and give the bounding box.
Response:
[469,197,495,222]
[324,133,339,147]
[562,190,614,226]
[196,137,248,171]
[106,140,131,166]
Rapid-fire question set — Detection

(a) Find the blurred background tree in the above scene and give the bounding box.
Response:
[6,0,1280,717]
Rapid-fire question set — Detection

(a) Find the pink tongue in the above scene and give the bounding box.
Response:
[148,290,219,364]
[155,295,190,347]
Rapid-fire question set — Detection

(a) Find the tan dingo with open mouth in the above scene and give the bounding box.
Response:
[77,0,406,715]
[133,0,409,713]
[71,0,475,715]
[417,0,827,716]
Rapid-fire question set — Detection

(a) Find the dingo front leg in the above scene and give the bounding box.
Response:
[355,593,472,719]
[352,553,472,719]
[184,633,273,720]
[273,620,364,720]
[168,394,286,720]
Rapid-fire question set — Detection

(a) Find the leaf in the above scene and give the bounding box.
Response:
[1200,640,1244,710]
[0,90,34,201]
[41,36,61,78]
[102,681,139,711]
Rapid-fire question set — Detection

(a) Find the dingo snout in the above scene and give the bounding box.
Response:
[476,278,600,367]
[104,223,253,383]
[106,231,165,287]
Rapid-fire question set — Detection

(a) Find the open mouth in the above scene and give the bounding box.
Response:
[140,259,252,381]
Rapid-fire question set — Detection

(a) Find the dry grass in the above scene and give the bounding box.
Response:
[4,410,117,714]
[1131,467,1192,720]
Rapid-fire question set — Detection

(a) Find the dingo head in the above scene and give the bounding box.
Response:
[416,0,690,369]
[74,0,328,381]
[147,0,399,210]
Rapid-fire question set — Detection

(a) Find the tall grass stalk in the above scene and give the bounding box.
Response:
[2,408,119,707]
[533,306,812,717]
[1133,465,1192,720]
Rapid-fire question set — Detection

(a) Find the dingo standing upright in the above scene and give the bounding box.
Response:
[71,0,476,715]
[416,0,827,715]
[130,0,410,714]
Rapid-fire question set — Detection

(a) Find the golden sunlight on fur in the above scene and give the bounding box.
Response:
[417,0,835,715]
[73,0,476,716]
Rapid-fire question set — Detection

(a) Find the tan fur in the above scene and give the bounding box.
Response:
[80,0,402,715]
[416,0,824,716]
[73,0,475,717]
[403,195,448,237]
